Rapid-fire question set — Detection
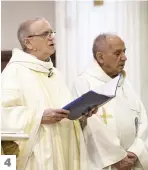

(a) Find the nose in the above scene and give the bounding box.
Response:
[121,53,127,61]
[51,36,55,44]
[47,35,54,40]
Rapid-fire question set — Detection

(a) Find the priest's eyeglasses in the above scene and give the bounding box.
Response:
[28,31,56,39]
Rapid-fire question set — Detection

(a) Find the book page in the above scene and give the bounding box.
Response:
[93,75,121,97]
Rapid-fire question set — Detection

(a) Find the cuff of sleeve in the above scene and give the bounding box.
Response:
[128,138,144,157]
[128,138,148,170]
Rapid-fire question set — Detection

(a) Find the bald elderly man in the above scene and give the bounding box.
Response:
[73,34,148,170]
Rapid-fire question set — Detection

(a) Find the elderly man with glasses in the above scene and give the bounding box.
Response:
[1,17,95,170]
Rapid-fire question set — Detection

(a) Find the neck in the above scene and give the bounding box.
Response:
[28,51,50,61]
[110,74,118,78]
[95,59,120,78]
[101,66,118,78]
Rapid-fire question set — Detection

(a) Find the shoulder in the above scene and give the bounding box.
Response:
[2,62,29,77]
[2,64,20,90]
[2,63,31,90]
[124,78,142,107]
[74,72,90,87]
[2,63,21,81]
[72,74,91,97]
[124,79,139,96]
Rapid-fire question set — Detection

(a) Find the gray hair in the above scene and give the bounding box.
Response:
[92,33,118,59]
[17,17,46,51]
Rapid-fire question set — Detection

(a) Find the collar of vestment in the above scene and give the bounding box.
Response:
[84,59,126,86]
[8,48,54,74]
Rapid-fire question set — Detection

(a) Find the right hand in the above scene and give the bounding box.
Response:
[112,156,135,170]
[41,108,69,124]
[127,151,138,164]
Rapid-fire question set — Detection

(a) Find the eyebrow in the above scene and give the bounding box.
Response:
[36,29,53,35]
[114,48,126,53]
[43,29,53,33]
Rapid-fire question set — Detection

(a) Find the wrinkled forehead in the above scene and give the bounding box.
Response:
[30,19,52,34]
[106,36,125,51]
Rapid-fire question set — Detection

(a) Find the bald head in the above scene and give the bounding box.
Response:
[17,17,47,50]
[92,33,123,59]
[92,33,127,78]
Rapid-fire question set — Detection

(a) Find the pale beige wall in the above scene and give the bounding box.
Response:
[1,1,55,50]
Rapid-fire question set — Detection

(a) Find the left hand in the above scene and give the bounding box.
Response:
[79,106,98,129]
[86,106,98,117]
[80,106,98,121]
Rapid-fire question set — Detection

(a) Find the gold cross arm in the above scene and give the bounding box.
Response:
[100,107,113,124]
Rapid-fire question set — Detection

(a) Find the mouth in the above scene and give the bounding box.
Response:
[49,43,54,46]
[119,64,125,68]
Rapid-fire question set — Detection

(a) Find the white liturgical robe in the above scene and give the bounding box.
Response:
[1,48,88,170]
[73,59,148,170]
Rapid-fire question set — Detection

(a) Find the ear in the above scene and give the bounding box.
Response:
[24,38,33,50]
[96,52,104,65]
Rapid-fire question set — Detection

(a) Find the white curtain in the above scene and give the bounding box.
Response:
[55,1,93,89]
[55,0,148,112]
[139,2,148,112]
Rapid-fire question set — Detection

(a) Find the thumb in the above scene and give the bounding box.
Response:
[127,152,137,158]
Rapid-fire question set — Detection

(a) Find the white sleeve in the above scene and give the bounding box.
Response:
[1,66,37,133]
[1,89,36,132]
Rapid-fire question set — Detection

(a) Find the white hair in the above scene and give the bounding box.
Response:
[17,17,46,50]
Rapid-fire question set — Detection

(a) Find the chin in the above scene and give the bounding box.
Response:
[49,47,55,55]
[46,50,55,57]
[118,67,124,71]
[50,52,55,58]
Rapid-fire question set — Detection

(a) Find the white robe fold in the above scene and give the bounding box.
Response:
[72,59,148,170]
[1,48,88,170]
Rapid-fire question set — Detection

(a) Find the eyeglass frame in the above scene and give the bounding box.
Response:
[27,30,56,39]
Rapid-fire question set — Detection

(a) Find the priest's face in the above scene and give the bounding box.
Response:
[26,19,55,61]
[98,36,127,78]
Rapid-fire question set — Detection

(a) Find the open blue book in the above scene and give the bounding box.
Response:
[63,75,121,120]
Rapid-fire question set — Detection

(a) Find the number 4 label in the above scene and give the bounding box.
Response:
[4,158,11,167]
[0,155,16,170]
